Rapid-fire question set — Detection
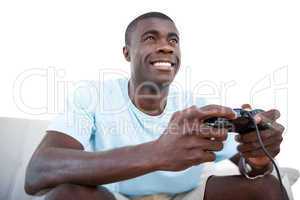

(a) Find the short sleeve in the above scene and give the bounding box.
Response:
[215,133,238,162]
[47,81,97,151]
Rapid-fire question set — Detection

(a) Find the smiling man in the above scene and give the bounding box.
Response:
[25,12,286,200]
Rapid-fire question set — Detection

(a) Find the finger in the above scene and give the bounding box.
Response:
[255,109,281,124]
[241,145,280,158]
[237,136,283,153]
[235,123,284,143]
[187,149,216,164]
[198,125,228,141]
[171,107,203,125]
[201,151,216,162]
[181,118,200,135]
[199,104,237,120]
[241,104,252,110]
[268,122,285,134]
[235,130,273,143]
[181,106,204,121]
[242,148,280,158]
[170,111,184,124]
[193,139,224,151]
[169,107,200,134]
[185,137,224,151]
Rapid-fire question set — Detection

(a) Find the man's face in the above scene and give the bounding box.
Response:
[124,18,181,86]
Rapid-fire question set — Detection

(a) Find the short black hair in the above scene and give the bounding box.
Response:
[125,12,174,46]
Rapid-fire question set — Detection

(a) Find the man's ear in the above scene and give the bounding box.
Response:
[123,46,130,62]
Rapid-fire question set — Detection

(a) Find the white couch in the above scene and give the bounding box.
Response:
[0,117,299,200]
[1,117,49,200]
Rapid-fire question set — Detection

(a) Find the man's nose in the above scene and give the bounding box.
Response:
[157,43,174,54]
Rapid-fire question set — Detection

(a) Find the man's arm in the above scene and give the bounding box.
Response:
[25,105,236,196]
[25,131,159,195]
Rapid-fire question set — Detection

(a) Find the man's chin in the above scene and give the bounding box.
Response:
[149,76,174,88]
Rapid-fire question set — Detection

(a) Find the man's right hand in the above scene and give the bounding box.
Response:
[154,105,236,171]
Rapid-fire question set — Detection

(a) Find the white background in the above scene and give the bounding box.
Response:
[0,0,299,198]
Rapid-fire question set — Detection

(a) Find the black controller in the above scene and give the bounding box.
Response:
[205,108,289,200]
[204,108,270,134]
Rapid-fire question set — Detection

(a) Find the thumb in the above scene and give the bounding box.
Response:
[241,104,261,124]
[241,104,252,110]
[254,114,262,124]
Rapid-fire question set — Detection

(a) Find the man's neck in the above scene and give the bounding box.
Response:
[128,78,169,116]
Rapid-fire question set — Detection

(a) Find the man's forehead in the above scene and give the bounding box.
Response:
[134,18,179,36]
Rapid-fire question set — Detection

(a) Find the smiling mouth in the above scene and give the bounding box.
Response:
[150,61,175,71]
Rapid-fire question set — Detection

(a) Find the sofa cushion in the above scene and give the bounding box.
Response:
[0,117,48,200]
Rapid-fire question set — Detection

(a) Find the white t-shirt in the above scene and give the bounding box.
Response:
[47,78,238,197]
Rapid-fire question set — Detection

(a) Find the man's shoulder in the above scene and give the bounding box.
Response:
[69,78,127,97]
[66,78,128,112]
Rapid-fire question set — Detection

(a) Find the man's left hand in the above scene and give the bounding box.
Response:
[235,104,285,169]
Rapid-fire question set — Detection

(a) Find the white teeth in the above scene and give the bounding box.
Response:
[153,62,172,67]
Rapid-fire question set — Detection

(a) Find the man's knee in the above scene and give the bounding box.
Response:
[204,175,285,200]
[45,184,116,200]
[252,175,287,200]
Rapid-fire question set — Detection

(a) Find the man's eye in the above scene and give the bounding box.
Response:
[145,36,155,41]
[169,38,178,44]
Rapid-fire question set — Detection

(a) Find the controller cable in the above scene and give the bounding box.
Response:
[245,111,289,200]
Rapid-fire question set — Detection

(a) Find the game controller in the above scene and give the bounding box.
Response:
[205,108,288,199]
[204,108,270,134]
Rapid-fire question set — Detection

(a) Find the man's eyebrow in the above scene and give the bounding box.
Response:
[141,30,179,40]
[168,32,179,40]
[141,29,159,38]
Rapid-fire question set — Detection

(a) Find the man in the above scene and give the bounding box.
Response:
[25,12,286,200]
